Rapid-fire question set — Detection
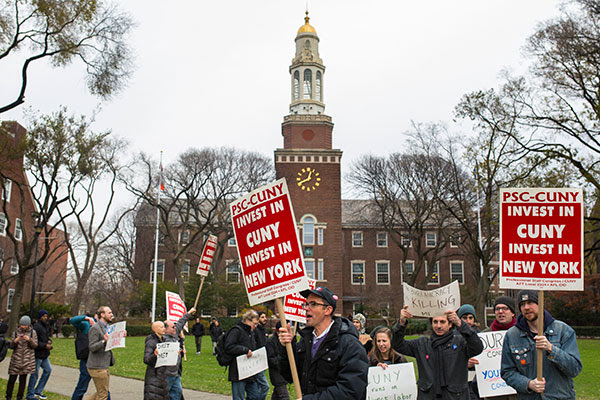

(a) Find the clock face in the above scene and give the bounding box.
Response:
[296,166,321,192]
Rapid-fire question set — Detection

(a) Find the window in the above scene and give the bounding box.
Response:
[489,267,496,280]
[2,179,11,202]
[10,259,18,275]
[352,231,363,247]
[157,232,165,245]
[226,260,241,283]
[376,232,388,247]
[293,71,300,100]
[316,71,322,101]
[426,232,436,247]
[318,259,324,281]
[228,237,237,247]
[352,303,362,313]
[0,213,6,236]
[304,247,313,257]
[303,69,312,99]
[401,234,411,247]
[426,261,440,285]
[150,260,165,282]
[404,260,415,275]
[181,260,190,282]
[6,288,15,312]
[305,259,315,279]
[351,261,365,284]
[302,216,315,245]
[450,261,464,284]
[317,227,323,245]
[376,261,390,284]
[14,219,22,241]
[450,233,460,248]
[228,307,238,317]
[180,230,190,245]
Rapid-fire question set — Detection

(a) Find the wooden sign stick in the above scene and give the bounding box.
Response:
[536,290,545,381]
[193,276,206,310]
[275,297,302,399]
[292,322,298,337]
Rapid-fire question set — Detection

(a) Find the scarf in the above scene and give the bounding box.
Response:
[430,330,454,397]
[491,317,517,331]
[515,310,555,338]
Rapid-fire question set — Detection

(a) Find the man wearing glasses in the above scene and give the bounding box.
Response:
[278,287,368,399]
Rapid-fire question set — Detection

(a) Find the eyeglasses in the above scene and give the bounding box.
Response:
[302,301,329,309]
[495,306,510,312]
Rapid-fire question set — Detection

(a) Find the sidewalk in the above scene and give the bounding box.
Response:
[0,361,229,399]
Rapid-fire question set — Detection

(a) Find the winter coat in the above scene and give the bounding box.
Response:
[266,333,289,387]
[143,333,168,400]
[392,322,484,400]
[8,326,38,375]
[500,314,581,400]
[191,322,205,337]
[209,322,223,342]
[87,320,115,369]
[279,316,369,400]
[224,321,258,382]
[162,313,193,377]
[33,320,51,359]
[70,315,94,360]
[255,324,268,348]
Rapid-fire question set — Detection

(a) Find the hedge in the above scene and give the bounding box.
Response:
[573,326,600,337]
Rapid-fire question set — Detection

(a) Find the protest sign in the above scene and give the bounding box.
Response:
[474,331,516,397]
[236,346,268,380]
[156,342,180,367]
[283,278,316,323]
[196,234,218,276]
[367,363,417,400]
[402,281,460,318]
[166,291,188,332]
[500,188,584,291]
[105,321,126,351]
[230,178,309,305]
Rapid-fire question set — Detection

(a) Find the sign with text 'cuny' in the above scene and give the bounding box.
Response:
[402,281,460,318]
[230,178,309,306]
[196,234,218,276]
[283,278,316,323]
[166,291,188,332]
[500,188,584,291]
[367,363,417,400]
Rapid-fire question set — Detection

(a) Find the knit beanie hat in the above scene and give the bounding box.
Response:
[494,296,516,314]
[352,313,366,329]
[457,304,477,320]
[517,290,538,308]
[19,316,31,326]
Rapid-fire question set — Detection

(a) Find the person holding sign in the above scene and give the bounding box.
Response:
[368,327,407,369]
[392,305,483,399]
[143,321,168,400]
[87,306,121,400]
[500,290,582,399]
[278,287,369,399]
[163,307,196,400]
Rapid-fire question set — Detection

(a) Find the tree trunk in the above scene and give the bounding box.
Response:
[8,271,28,334]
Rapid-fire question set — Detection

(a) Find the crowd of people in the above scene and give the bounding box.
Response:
[0,286,583,400]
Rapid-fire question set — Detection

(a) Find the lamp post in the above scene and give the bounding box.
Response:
[29,217,42,318]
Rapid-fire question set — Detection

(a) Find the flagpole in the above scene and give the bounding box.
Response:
[474,160,484,278]
[151,151,164,323]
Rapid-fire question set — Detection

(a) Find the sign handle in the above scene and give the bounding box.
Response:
[275,297,302,400]
[292,321,297,337]
[536,290,544,381]
[193,276,206,310]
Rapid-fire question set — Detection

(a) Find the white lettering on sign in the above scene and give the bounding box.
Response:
[231,182,285,216]
[246,222,280,248]
[516,224,565,239]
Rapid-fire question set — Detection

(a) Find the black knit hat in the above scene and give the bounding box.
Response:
[517,290,538,308]
[494,296,516,314]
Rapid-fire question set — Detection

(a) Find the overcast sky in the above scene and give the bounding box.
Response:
[0,1,562,197]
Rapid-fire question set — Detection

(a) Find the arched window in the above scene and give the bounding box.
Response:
[302,215,315,245]
[293,71,300,100]
[303,69,312,99]
[316,71,322,101]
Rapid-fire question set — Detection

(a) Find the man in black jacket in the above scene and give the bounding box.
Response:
[392,305,484,400]
[27,310,52,400]
[225,310,261,400]
[278,287,368,399]
[266,321,290,400]
[191,318,205,355]
[143,321,168,400]
[255,311,270,400]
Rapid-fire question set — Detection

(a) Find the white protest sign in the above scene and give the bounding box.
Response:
[105,321,126,351]
[474,331,516,397]
[236,346,268,380]
[196,234,218,276]
[166,291,188,332]
[367,363,417,400]
[155,342,180,368]
[283,278,316,323]
[402,281,460,318]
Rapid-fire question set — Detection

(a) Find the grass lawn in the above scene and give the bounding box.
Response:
[0,378,69,399]
[47,335,599,398]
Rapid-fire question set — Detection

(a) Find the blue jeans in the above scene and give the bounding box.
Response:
[256,371,269,400]
[231,380,260,400]
[166,375,182,400]
[26,357,51,399]
[71,359,111,400]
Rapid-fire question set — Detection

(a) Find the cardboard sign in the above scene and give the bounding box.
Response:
[166,291,188,332]
[105,321,126,351]
[402,281,460,318]
[230,178,309,305]
[236,346,268,380]
[474,331,517,397]
[367,363,418,400]
[156,342,180,367]
[500,188,584,291]
[196,234,218,276]
[283,278,316,323]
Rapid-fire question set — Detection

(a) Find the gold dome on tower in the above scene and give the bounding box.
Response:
[297,11,317,35]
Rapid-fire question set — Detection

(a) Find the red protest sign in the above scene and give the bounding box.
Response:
[499,188,584,291]
[283,278,316,323]
[166,291,188,331]
[230,178,309,305]
[196,234,218,276]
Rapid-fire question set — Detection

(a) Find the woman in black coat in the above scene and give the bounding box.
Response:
[143,322,169,400]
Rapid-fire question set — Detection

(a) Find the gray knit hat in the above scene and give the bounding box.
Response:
[19,315,31,326]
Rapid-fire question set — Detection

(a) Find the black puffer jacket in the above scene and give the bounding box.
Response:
[224,321,258,382]
[279,316,369,399]
[266,333,289,387]
[33,320,51,359]
[392,322,484,400]
[143,333,168,400]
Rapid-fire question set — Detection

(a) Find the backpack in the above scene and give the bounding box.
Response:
[0,337,8,362]
[215,326,240,367]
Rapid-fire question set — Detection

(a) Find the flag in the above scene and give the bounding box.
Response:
[159,161,165,191]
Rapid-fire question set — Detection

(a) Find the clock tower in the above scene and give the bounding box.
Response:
[274,12,343,301]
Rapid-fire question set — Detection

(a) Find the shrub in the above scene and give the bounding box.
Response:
[61,325,75,338]
[573,326,600,337]
[126,324,151,336]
